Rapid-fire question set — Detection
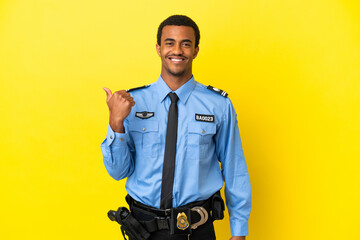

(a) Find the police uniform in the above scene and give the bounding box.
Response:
[101,76,251,238]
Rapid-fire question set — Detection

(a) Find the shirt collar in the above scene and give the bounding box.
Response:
[156,75,196,105]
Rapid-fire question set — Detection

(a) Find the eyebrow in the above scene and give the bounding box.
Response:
[164,38,193,43]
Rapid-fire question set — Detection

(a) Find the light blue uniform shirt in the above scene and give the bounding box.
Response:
[101,76,251,236]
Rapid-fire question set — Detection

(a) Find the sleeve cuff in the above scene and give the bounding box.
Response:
[106,124,129,147]
[230,220,249,237]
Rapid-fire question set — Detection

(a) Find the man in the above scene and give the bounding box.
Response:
[101,15,251,240]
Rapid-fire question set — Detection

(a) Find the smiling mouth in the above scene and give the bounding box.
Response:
[168,56,186,62]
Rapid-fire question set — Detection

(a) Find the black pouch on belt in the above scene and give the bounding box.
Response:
[108,207,150,240]
[211,191,225,220]
[170,208,192,235]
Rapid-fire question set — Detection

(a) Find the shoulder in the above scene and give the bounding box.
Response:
[126,84,150,93]
[126,83,156,97]
[205,85,228,98]
[194,81,229,101]
[194,81,235,117]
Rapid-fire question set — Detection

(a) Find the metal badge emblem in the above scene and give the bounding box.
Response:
[135,111,154,119]
[176,212,190,230]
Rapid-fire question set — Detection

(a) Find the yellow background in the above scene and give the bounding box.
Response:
[1,0,359,239]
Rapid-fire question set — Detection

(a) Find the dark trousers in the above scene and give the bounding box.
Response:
[148,219,215,240]
[130,219,216,240]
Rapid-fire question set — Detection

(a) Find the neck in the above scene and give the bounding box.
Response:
[161,71,193,91]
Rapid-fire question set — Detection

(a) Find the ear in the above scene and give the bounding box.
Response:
[193,46,199,59]
[156,44,161,57]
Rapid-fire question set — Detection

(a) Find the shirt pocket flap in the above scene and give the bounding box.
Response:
[128,120,159,133]
[188,122,216,135]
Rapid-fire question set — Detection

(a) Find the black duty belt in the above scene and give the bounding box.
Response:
[127,194,212,234]
[108,192,225,240]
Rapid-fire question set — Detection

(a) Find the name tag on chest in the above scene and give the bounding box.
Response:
[195,114,215,123]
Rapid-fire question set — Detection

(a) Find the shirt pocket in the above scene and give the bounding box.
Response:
[128,120,160,159]
[187,122,217,159]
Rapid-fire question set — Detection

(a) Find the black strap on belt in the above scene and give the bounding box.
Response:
[141,216,170,233]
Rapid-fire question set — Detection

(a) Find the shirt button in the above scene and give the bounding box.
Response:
[142,128,146,131]
[110,135,113,139]
[119,138,123,141]
[202,130,205,134]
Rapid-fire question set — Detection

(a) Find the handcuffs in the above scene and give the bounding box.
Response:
[190,206,209,229]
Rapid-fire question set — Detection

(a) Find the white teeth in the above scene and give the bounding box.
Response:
[171,59,183,62]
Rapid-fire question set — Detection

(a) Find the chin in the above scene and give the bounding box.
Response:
[167,68,186,77]
[169,71,186,77]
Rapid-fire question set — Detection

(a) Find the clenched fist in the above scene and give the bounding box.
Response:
[103,87,135,133]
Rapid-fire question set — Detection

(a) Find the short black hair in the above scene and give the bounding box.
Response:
[157,15,200,48]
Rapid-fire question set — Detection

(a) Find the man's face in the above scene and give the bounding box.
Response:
[156,25,199,77]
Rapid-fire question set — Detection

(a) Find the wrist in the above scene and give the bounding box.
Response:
[109,118,124,133]
[230,237,245,240]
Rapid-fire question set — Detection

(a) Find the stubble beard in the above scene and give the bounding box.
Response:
[164,61,189,78]
[167,68,186,77]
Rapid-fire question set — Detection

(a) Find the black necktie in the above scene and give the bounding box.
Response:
[160,92,179,209]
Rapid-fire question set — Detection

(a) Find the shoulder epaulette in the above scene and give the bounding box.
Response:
[126,85,149,92]
[207,85,228,97]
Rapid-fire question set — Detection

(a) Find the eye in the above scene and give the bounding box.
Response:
[182,42,191,47]
[165,42,173,46]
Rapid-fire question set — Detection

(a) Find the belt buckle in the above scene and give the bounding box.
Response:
[164,208,172,216]
[190,206,209,229]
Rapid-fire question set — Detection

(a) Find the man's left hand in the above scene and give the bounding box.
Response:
[230,237,245,240]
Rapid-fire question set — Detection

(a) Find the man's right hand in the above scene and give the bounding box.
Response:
[103,87,135,133]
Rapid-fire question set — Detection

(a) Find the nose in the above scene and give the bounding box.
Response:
[173,43,183,55]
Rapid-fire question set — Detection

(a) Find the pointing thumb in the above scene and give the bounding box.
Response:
[103,87,112,102]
